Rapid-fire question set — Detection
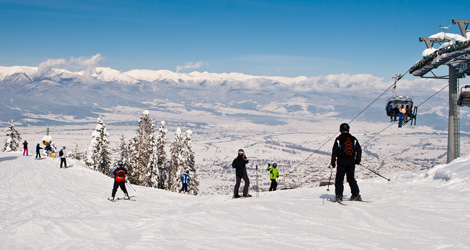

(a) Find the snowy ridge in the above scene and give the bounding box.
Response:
[1,151,469,249]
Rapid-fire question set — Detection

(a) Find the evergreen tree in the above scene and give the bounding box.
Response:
[168,127,184,192]
[182,130,199,195]
[156,121,168,189]
[117,134,130,163]
[127,110,159,186]
[69,143,85,161]
[86,117,112,175]
[3,122,22,152]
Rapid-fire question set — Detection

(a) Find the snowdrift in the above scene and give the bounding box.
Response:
[0,152,469,249]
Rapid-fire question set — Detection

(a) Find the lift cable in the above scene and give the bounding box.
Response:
[296,72,408,168]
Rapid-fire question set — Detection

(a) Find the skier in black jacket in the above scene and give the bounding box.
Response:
[232,149,251,198]
[35,143,43,159]
[331,123,362,201]
[111,160,130,201]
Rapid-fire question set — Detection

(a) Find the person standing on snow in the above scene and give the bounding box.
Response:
[59,146,67,168]
[22,140,28,156]
[267,163,279,191]
[232,149,251,198]
[330,123,362,201]
[111,160,130,201]
[35,143,43,159]
[180,170,191,193]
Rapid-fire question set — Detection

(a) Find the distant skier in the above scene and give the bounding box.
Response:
[59,146,67,168]
[330,123,362,201]
[232,149,251,198]
[267,163,279,191]
[111,160,130,201]
[180,170,191,193]
[35,143,43,159]
[22,140,28,156]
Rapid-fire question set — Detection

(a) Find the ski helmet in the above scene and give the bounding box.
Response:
[238,149,244,156]
[339,123,350,132]
[273,163,277,167]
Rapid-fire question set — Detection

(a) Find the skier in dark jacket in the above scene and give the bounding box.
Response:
[232,149,251,198]
[331,123,362,201]
[35,143,43,159]
[111,160,130,201]
[23,140,28,156]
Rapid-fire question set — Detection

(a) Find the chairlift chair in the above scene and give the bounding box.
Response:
[385,96,417,126]
[457,85,470,107]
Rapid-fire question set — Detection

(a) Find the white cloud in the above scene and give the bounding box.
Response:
[70,53,104,79]
[35,53,104,80]
[36,59,67,79]
[176,61,208,73]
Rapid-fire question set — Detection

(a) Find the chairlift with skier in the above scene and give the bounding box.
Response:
[385,75,417,126]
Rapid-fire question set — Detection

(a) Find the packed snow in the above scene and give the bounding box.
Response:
[1,151,469,249]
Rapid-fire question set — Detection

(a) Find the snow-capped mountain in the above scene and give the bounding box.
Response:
[0,65,458,132]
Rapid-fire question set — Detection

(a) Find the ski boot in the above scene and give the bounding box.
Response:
[335,195,343,202]
[349,195,362,201]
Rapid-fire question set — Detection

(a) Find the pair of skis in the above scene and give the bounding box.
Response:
[327,197,370,205]
[108,196,136,202]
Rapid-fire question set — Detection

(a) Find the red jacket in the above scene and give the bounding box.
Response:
[113,166,127,182]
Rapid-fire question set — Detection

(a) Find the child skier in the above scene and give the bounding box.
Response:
[180,170,191,193]
[267,163,279,191]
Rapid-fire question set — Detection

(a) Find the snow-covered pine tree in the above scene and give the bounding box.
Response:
[69,143,85,160]
[182,130,199,195]
[117,134,131,163]
[156,121,168,189]
[168,127,184,192]
[85,117,112,175]
[3,122,22,152]
[127,110,159,186]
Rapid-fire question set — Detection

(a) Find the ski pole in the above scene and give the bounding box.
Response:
[358,164,390,181]
[326,166,333,191]
[126,180,136,192]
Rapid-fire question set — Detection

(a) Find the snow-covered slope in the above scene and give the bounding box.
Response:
[1,152,469,249]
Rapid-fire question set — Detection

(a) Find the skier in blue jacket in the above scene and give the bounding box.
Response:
[180,171,191,193]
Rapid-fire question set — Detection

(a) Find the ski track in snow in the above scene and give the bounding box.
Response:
[0,152,469,249]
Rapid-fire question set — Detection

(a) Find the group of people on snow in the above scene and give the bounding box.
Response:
[21,123,363,202]
[21,140,68,167]
[230,123,362,201]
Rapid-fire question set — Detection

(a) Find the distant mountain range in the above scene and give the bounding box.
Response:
[0,65,461,132]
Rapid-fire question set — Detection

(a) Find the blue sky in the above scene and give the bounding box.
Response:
[1,0,469,78]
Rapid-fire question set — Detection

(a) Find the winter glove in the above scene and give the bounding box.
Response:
[330,164,335,169]
[355,160,361,165]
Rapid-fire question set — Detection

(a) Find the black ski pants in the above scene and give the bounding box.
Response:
[269,179,277,191]
[112,181,128,198]
[335,164,360,197]
[60,158,67,168]
[234,174,250,196]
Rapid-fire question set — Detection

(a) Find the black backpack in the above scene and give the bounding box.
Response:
[59,150,64,157]
[337,134,356,159]
[117,170,125,178]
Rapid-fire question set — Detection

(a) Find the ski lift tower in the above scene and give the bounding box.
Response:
[409,19,470,163]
